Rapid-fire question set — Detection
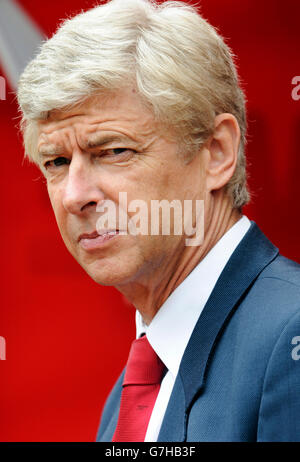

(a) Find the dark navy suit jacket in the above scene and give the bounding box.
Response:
[96,221,300,442]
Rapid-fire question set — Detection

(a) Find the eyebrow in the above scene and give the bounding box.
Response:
[37,144,64,157]
[84,134,134,149]
[37,133,136,158]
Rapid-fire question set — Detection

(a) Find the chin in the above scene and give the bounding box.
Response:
[83,260,138,287]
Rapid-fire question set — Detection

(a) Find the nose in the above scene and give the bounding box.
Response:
[62,157,104,215]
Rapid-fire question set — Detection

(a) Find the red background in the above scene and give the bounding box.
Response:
[0,0,299,441]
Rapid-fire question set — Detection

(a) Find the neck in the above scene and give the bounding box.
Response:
[116,193,242,325]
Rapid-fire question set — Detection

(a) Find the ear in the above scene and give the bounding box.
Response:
[204,113,240,192]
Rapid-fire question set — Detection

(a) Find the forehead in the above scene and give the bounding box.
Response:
[37,88,158,144]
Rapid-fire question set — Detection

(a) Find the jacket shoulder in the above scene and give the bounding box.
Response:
[259,254,300,288]
[248,254,300,325]
[257,306,300,441]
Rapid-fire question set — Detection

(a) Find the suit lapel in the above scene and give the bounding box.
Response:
[97,370,124,442]
[158,221,279,441]
[157,373,186,441]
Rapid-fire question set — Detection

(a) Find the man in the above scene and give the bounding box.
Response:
[17,0,300,442]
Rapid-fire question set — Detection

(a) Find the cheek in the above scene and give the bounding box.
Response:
[48,186,66,229]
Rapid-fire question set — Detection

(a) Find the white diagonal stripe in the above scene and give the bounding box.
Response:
[0,0,44,89]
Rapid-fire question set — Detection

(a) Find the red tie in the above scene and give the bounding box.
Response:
[112,335,166,442]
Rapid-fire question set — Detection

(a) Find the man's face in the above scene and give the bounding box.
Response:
[37,88,206,287]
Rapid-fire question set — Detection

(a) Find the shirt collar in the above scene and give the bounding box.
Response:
[136,215,251,378]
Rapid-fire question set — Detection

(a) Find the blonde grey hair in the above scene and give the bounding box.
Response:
[17,0,250,209]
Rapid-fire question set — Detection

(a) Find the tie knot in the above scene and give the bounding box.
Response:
[123,335,166,386]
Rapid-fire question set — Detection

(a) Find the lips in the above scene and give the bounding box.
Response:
[78,229,119,242]
[78,230,100,241]
[78,229,122,251]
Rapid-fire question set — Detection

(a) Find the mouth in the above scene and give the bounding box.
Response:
[78,229,124,251]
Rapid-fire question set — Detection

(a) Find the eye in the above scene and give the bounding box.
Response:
[112,148,127,155]
[96,147,136,161]
[44,157,71,169]
[105,148,133,156]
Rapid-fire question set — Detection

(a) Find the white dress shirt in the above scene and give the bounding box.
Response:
[135,215,251,441]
